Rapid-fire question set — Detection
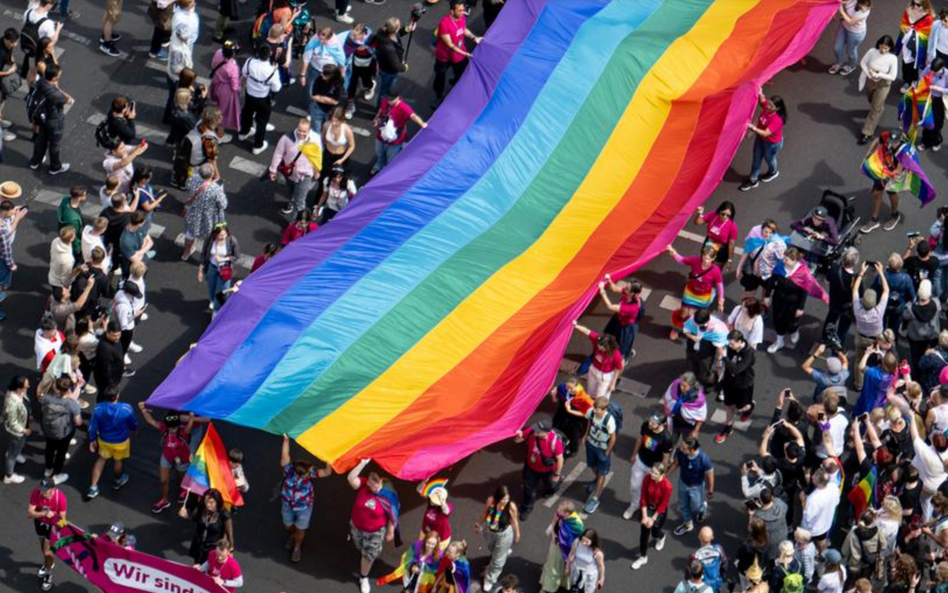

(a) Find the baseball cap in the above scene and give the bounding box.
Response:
[38,478,55,492]
[812,206,828,218]
[108,523,126,539]
[649,412,666,425]
[534,419,552,432]
[822,549,842,565]
[826,357,842,375]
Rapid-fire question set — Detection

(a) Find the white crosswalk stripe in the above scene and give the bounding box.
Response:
[229,155,269,179]
[174,234,255,270]
[543,461,589,509]
[659,295,682,312]
[615,378,650,399]
[85,113,167,141]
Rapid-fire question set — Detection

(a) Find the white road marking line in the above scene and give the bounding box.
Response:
[639,287,652,301]
[543,461,588,508]
[659,295,681,312]
[578,472,615,519]
[229,155,269,178]
[85,113,166,141]
[34,190,62,206]
[59,29,92,46]
[174,233,254,269]
[709,409,752,431]
[80,203,101,218]
[615,378,650,399]
[677,228,744,255]
[285,105,372,136]
[148,223,166,239]
[53,46,64,60]
[146,60,209,87]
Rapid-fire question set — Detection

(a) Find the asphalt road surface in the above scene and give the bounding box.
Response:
[0,0,939,592]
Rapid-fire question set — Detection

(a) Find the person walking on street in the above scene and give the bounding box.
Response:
[513,420,563,521]
[28,477,67,591]
[40,377,82,486]
[347,459,396,593]
[565,528,605,593]
[4,375,31,484]
[182,165,228,260]
[239,44,282,155]
[371,87,427,174]
[99,0,125,56]
[56,187,86,258]
[828,0,871,76]
[715,330,756,444]
[631,462,673,570]
[739,92,787,191]
[432,0,482,106]
[858,36,898,144]
[668,436,714,537]
[268,117,321,219]
[580,397,617,515]
[29,64,73,175]
[623,412,673,520]
[210,40,242,133]
[86,385,138,500]
[279,434,331,562]
[474,485,520,593]
[94,321,128,393]
[374,18,414,106]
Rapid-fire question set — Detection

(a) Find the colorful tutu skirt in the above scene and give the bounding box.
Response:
[672,283,715,330]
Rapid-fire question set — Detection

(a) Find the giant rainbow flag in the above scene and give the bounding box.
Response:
[149,0,839,479]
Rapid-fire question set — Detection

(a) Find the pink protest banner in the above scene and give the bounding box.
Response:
[50,523,229,593]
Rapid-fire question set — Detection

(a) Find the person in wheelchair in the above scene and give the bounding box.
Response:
[790,206,839,261]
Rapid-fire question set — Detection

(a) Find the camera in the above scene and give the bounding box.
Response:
[410,2,426,22]
[907,231,921,239]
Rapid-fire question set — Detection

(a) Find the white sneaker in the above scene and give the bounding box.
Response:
[766,336,784,354]
[335,12,354,24]
[128,341,143,353]
[69,437,77,446]
[3,474,25,484]
[140,312,149,321]
[631,556,649,570]
[124,354,132,365]
[359,577,371,593]
[52,473,69,485]
[265,123,276,132]
[2,130,14,142]
[483,580,493,593]
[363,80,377,101]
[789,331,800,347]
[252,141,269,155]
[622,505,636,520]
[219,134,233,145]
[16,454,26,463]
[238,128,255,141]
[655,535,666,551]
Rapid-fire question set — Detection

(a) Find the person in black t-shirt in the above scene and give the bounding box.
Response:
[106,95,137,144]
[903,236,940,294]
[0,29,20,142]
[623,413,673,520]
[94,321,127,393]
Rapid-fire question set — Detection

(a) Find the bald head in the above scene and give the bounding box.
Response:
[698,526,714,545]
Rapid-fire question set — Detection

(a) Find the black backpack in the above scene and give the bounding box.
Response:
[20,9,49,56]
[95,118,118,149]
[25,84,47,125]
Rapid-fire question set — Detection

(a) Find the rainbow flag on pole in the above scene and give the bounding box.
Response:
[846,466,877,520]
[899,72,935,144]
[148,0,841,480]
[181,423,244,508]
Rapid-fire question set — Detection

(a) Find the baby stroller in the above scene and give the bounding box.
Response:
[788,189,860,277]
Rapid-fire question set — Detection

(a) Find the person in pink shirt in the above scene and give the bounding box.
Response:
[28,478,67,591]
[371,87,427,175]
[514,420,564,521]
[280,210,318,246]
[665,245,726,341]
[571,322,624,399]
[417,484,453,546]
[347,459,396,593]
[432,0,483,105]
[692,201,738,271]
[209,40,242,132]
[267,117,321,219]
[739,91,788,191]
[196,539,243,592]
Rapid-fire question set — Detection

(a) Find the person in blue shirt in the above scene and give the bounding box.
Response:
[87,385,139,500]
[801,344,850,402]
[872,253,916,334]
[667,436,714,536]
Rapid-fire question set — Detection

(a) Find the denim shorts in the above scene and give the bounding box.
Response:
[585,442,611,476]
[0,259,12,288]
[281,502,313,530]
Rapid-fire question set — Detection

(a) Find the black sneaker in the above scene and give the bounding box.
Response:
[857,134,871,145]
[883,212,903,232]
[123,368,136,378]
[760,170,779,183]
[99,43,121,57]
[99,33,122,43]
[738,179,759,191]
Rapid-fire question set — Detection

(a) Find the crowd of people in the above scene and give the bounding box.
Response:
[6,0,948,592]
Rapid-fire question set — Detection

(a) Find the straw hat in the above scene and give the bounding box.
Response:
[428,486,448,507]
[0,181,22,199]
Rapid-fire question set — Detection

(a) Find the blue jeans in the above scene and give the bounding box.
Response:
[309,105,329,136]
[749,137,783,181]
[678,479,705,525]
[377,71,399,108]
[205,264,232,310]
[58,0,71,16]
[373,139,403,173]
[833,26,866,68]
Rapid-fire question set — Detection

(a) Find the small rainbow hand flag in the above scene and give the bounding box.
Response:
[422,478,449,498]
[846,465,877,520]
[181,423,244,508]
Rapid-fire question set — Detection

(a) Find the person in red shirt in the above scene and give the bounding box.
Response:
[514,420,564,521]
[432,0,483,105]
[630,462,672,570]
[693,201,739,271]
[371,86,428,175]
[280,210,318,246]
[348,459,396,593]
[600,274,644,363]
[571,322,624,399]
[416,483,453,547]
[739,91,788,191]
[28,478,67,591]
[196,539,244,592]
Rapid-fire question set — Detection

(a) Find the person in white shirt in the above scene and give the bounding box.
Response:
[239,44,282,155]
[82,217,111,272]
[23,0,62,82]
[801,461,841,554]
[814,392,848,459]
[829,0,871,76]
[165,0,199,120]
[921,57,948,150]
[267,117,321,219]
[890,392,948,520]
[858,35,898,144]
[930,8,948,66]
